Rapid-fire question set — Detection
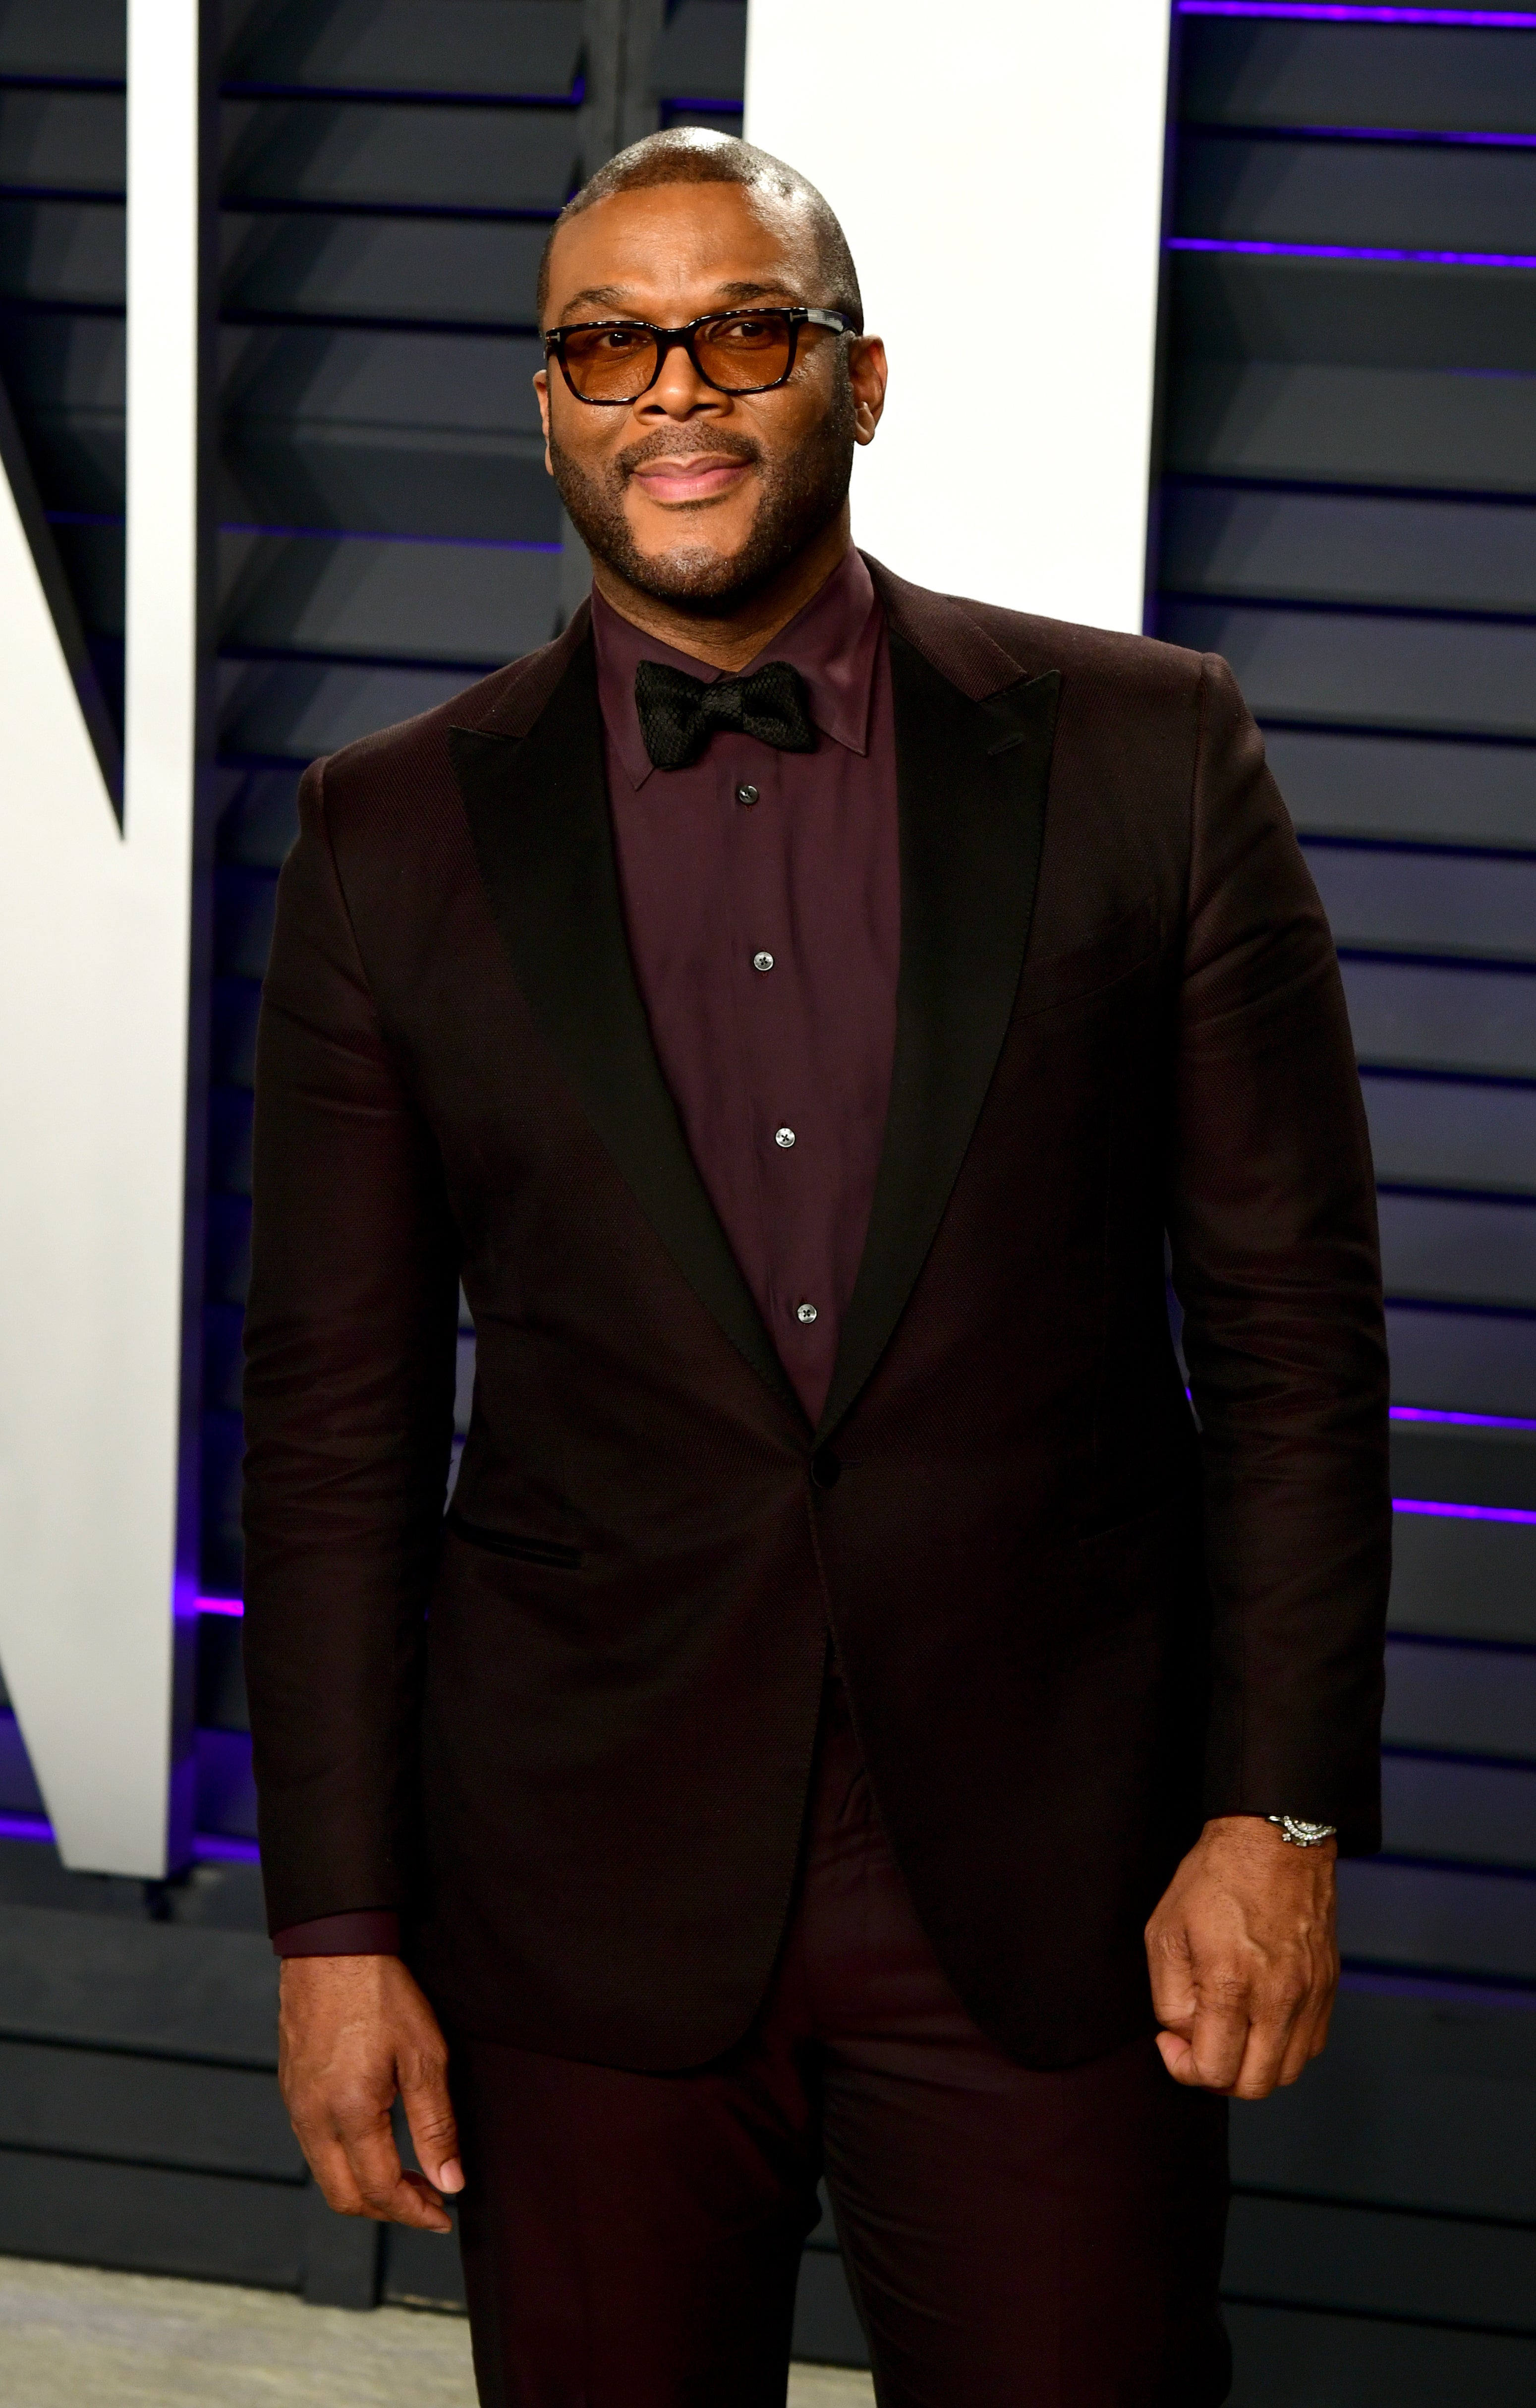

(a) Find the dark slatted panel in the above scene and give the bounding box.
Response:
[1158,11,1536,2396]
[0,2,124,753]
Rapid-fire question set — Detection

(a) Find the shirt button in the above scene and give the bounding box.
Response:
[752,951,774,973]
[775,1126,796,1149]
[796,1302,818,1324]
[736,782,759,806]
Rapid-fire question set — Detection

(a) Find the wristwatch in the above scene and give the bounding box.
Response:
[1267,1815,1337,1848]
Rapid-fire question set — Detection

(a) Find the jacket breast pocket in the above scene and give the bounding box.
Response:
[1011,902,1163,1022]
[445,1507,584,1571]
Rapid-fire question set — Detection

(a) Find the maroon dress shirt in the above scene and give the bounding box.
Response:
[274,547,901,1956]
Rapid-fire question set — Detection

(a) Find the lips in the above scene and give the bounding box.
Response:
[627,454,752,505]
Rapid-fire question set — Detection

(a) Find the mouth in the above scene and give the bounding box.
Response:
[626,453,754,507]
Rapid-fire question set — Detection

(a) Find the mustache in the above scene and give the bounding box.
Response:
[615,429,762,481]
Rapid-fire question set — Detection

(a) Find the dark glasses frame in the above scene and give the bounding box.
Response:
[543,306,859,404]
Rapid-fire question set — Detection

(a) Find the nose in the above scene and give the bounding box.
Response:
[638,333,726,422]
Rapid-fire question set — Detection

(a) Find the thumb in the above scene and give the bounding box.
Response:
[400,2060,463,2197]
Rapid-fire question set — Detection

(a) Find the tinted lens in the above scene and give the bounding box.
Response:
[561,324,660,401]
[693,313,795,391]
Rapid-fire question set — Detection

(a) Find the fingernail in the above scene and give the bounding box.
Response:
[439,2158,464,2193]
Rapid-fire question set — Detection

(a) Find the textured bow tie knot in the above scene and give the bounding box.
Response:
[635,656,817,772]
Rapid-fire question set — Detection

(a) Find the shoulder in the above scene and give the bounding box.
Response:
[865,556,1210,714]
[306,609,592,832]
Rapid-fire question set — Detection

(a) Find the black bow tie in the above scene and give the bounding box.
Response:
[634,657,817,772]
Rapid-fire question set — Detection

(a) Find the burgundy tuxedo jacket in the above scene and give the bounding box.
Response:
[242,560,1390,2073]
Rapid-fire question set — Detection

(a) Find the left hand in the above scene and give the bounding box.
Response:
[1145,1815,1339,2099]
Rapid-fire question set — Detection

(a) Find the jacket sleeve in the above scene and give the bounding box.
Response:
[1167,655,1391,1853]
[241,757,459,1934]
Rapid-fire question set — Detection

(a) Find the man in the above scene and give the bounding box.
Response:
[244,129,1389,2407]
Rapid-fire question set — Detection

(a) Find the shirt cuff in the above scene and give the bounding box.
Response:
[272,1910,401,1959]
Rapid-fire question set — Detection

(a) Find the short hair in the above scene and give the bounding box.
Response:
[536,128,863,332]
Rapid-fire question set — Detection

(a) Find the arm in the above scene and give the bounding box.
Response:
[243,756,462,2215]
[1148,656,1390,2098]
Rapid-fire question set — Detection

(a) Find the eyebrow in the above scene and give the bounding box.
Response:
[557,278,806,323]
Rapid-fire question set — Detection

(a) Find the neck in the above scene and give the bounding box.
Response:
[588,508,853,673]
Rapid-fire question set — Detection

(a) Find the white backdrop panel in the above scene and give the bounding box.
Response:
[745,0,1173,631]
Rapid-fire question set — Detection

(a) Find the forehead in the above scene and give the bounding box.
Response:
[544,182,819,322]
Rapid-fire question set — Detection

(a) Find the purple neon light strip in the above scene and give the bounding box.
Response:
[0,1812,52,1845]
[1391,1403,1536,1430]
[1394,1495,1536,1523]
[198,1593,243,1617]
[1178,4,1536,27]
[1167,235,1536,270]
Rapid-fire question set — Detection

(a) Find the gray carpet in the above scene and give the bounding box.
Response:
[0,2256,875,2407]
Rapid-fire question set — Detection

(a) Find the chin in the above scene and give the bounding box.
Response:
[626,542,758,608]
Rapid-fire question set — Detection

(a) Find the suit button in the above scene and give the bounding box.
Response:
[810,1447,842,1490]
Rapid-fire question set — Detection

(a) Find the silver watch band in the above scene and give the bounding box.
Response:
[1267,1815,1337,1848]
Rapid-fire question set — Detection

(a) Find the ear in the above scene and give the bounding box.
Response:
[534,366,552,469]
[850,336,887,446]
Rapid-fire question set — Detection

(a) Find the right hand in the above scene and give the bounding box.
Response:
[278,1953,465,2232]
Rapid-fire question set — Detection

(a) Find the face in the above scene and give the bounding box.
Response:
[535,181,886,610]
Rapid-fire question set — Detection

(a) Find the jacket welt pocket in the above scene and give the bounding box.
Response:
[1012,902,1162,1020]
[445,1508,583,1571]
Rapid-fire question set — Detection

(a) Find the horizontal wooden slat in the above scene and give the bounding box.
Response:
[222,99,579,213]
[1387,1302,1536,1418]
[0,1903,277,2067]
[0,2037,297,2179]
[380,2218,468,2312]
[197,1730,257,1842]
[0,2148,303,2288]
[651,0,748,103]
[1384,1636,1536,1761]
[1229,1986,1536,2220]
[224,426,554,544]
[1311,847,1536,968]
[1339,1856,1536,1982]
[0,0,123,80]
[218,656,470,758]
[197,1614,250,1735]
[1271,729,1536,852]
[1383,1754,1536,1871]
[212,980,262,1087]
[1226,2302,1536,2408]
[1365,1076,1536,1197]
[1226,2192,1536,2335]
[218,766,302,869]
[0,89,123,193]
[1163,599,1536,742]
[1178,132,1536,257]
[1168,359,1536,498]
[1391,1503,1536,1643]
[217,526,558,664]
[1379,1192,1536,1313]
[1172,252,1536,375]
[1181,19,1536,137]
[1343,958,1536,1080]
[1162,487,1536,618]
[224,0,583,103]
[204,1194,250,1304]
[0,197,123,308]
[221,210,544,328]
[220,324,545,436]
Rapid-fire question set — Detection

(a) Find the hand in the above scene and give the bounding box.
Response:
[278,1954,465,2231]
[1145,1816,1339,2099]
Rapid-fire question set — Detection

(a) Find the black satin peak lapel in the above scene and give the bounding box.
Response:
[818,636,1060,1437]
[449,639,803,1423]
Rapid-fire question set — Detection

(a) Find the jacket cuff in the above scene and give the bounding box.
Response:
[272,1909,401,1959]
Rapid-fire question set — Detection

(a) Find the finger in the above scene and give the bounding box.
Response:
[338,2103,452,2232]
[401,2062,463,2197]
[1144,1921,1198,2033]
[1183,1995,1252,2091]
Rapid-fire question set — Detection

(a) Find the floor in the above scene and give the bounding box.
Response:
[0,2257,877,2407]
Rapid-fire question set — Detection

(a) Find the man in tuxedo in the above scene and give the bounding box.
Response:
[244,129,1389,2407]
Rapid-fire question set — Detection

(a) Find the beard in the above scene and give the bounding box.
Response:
[548,369,858,613]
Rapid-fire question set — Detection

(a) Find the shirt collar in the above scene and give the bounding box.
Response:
[591,545,883,791]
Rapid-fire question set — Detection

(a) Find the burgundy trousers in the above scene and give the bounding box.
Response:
[449,1677,1231,2408]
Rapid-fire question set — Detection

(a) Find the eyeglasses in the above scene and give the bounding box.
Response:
[543,307,858,405]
